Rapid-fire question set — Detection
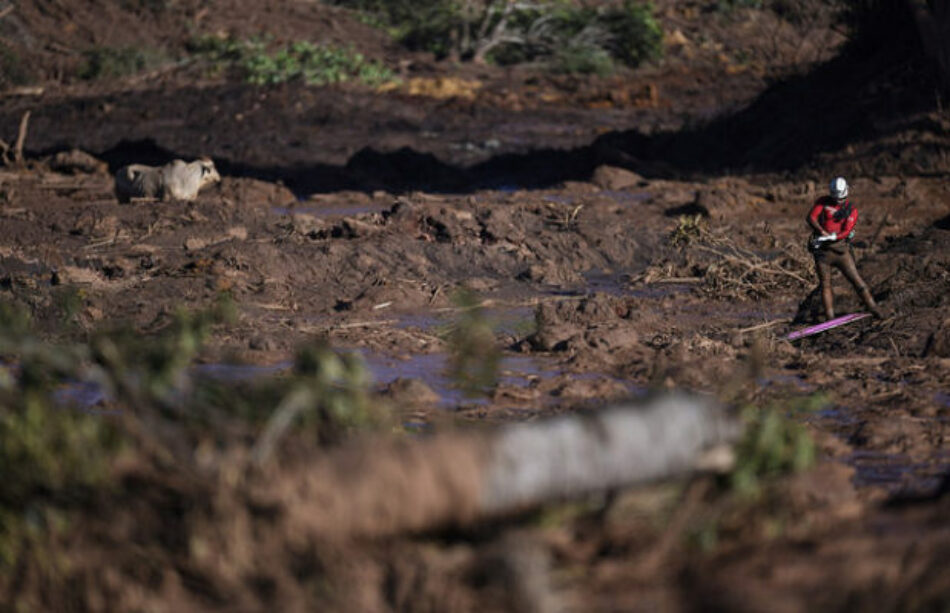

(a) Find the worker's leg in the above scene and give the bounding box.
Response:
[815,255,834,320]
[835,248,883,318]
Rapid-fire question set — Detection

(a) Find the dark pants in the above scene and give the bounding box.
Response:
[812,242,878,320]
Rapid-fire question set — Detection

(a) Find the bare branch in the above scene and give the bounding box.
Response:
[13,110,30,166]
[473,0,519,62]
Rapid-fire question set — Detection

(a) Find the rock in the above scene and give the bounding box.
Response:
[591,165,647,191]
[583,325,639,352]
[529,323,581,352]
[665,29,690,48]
[249,336,278,351]
[384,377,441,405]
[551,376,630,400]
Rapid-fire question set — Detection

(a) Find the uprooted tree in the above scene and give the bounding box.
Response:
[327,0,662,73]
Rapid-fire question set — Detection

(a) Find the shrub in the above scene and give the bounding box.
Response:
[446,289,501,398]
[329,0,663,73]
[78,46,169,80]
[728,404,816,496]
[190,35,396,87]
[550,43,615,76]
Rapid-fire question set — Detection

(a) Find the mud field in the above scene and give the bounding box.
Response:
[1,1,949,611]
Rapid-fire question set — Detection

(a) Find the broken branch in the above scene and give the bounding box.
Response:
[13,110,30,166]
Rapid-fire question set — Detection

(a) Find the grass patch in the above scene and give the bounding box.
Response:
[78,46,171,81]
[189,35,397,87]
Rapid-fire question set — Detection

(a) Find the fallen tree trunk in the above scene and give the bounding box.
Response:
[255,394,740,538]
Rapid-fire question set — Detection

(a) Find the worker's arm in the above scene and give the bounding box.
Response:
[806,202,827,235]
[838,206,858,239]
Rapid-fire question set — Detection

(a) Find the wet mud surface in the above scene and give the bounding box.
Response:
[1,0,950,610]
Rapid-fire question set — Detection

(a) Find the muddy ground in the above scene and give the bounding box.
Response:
[1,1,949,611]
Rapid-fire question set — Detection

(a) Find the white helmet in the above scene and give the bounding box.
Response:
[829,176,848,200]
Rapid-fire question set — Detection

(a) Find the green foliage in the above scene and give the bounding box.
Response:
[290,342,376,436]
[329,0,662,72]
[249,342,380,463]
[599,1,663,67]
[670,214,707,248]
[0,305,120,568]
[0,289,385,585]
[549,43,615,76]
[446,289,501,398]
[97,303,234,407]
[728,404,816,497]
[189,35,397,87]
[78,46,170,80]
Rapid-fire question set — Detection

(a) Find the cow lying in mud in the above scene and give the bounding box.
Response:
[114,158,221,203]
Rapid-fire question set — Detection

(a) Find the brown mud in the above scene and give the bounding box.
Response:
[1,0,949,611]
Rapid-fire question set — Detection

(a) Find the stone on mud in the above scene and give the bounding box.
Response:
[383,377,441,406]
[529,323,582,352]
[591,165,647,191]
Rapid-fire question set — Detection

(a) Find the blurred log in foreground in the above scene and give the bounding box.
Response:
[257,394,741,539]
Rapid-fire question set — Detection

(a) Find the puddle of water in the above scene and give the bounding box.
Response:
[360,351,556,407]
[53,382,115,414]
[397,306,535,338]
[486,306,536,337]
[847,449,950,495]
[542,191,651,207]
[395,313,443,331]
[55,362,294,411]
[581,270,694,299]
[191,361,292,381]
[271,203,388,218]
[756,374,815,393]
[602,191,652,204]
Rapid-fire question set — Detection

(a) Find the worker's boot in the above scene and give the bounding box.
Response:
[858,287,884,319]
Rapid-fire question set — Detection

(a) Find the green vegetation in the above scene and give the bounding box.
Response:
[669,213,707,248]
[0,292,381,574]
[328,0,662,74]
[78,46,170,81]
[728,403,816,496]
[445,289,501,398]
[189,36,397,87]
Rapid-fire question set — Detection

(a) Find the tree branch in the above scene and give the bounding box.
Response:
[13,110,30,166]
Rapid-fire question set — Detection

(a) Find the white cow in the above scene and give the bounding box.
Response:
[114,158,221,203]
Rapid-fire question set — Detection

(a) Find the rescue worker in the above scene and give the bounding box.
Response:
[806,177,883,321]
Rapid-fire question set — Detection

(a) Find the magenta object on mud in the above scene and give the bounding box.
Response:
[786,313,870,341]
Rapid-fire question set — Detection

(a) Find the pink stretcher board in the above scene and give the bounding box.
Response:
[785,312,870,341]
